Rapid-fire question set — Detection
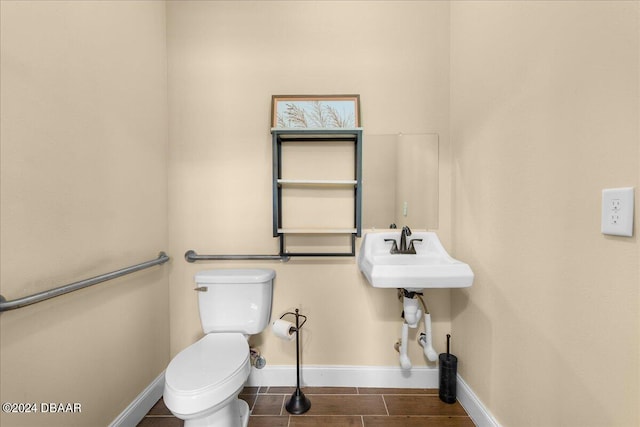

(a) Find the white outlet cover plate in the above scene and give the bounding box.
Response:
[601,187,634,237]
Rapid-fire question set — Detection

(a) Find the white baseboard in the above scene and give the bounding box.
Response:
[456,375,500,427]
[110,366,500,427]
[248,365,501,427]
[247,364,439,388]
[456,374,501,427]
[109,371,165,427]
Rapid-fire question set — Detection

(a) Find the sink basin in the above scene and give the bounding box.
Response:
[358,231,473,289]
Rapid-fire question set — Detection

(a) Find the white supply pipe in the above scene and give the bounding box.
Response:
[418,313,438,362]
[399,322,412,370]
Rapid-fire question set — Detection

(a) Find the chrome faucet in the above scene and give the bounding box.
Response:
[385,226,422,254]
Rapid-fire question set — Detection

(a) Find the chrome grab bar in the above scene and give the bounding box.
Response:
[185,250,290,263]
[0,252,170,313]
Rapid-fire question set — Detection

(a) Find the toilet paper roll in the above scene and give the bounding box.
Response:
[272,319,296,341]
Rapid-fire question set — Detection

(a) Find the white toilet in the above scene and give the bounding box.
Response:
[164,269,275,427]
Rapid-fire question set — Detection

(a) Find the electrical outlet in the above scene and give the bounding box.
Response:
[610,213,620,225]
[611,199,621,211]
[601,188,634,237]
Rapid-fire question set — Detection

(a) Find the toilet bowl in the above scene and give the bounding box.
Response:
[164,334,251,426]
[163,269,275,427]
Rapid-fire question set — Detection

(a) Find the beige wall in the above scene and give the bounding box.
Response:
[450,1,639,426]
[166,0,453,366]
[0,1,169,426]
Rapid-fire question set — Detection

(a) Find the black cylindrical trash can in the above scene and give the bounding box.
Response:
[439,334,458,404]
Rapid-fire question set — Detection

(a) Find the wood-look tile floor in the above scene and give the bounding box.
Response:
[137,387,475,427]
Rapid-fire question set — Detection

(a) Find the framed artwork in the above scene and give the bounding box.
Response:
[272,95,360,129]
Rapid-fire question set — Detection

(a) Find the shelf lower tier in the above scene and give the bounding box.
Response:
[277,228,357,234]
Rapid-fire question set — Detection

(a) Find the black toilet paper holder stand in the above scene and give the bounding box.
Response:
[279,309,311,414]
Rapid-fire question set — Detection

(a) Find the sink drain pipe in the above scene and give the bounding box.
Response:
[397,290,437,369]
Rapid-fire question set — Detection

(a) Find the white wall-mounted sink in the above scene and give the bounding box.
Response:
[358,231,474,289]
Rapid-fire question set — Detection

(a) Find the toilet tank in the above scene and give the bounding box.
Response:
[195,269,275,335]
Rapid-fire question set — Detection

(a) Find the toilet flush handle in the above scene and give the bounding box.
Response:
[193,286,208,292]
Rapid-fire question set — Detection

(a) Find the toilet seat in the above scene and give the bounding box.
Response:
[164,333,251,417]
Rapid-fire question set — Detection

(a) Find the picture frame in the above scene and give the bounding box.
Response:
[271,94,361,129]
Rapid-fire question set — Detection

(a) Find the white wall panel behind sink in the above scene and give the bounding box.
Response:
[358,231,474,289]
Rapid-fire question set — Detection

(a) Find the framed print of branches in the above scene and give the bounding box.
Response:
[272,95,361,129]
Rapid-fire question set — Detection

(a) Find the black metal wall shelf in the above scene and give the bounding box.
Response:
[272,128,363,256]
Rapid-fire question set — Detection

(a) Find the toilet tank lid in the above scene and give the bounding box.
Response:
[195,269,276,284]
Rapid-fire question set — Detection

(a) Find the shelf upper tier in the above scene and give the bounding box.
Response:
[271,128,363,140]
[277,179,358,186]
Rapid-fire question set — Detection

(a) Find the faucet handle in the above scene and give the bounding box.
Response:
[408,238,423,253]
[384,239,399,254]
